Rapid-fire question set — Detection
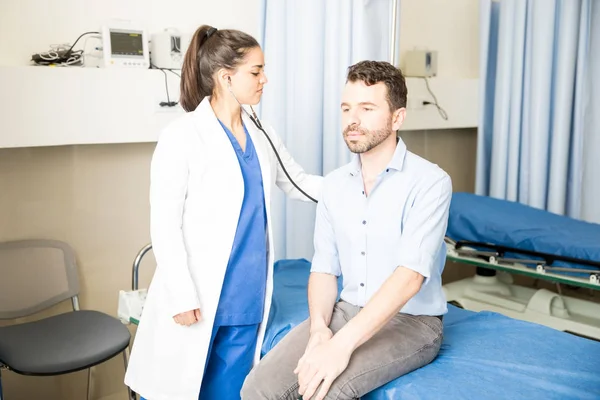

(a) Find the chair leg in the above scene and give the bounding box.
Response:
[87,366,94,400]
[123,348,136,400]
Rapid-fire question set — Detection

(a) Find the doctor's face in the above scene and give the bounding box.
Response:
[341,81,400,154]
[228,47,268,105]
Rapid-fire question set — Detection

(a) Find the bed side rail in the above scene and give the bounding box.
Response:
[444,237,600,289]
[450,239,600,271]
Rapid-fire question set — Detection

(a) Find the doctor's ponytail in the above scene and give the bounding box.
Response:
[180,25,260,112]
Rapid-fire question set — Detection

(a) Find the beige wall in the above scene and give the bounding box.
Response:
[399,129,477,194]
[399,0,480,78]
[0,144,157,400]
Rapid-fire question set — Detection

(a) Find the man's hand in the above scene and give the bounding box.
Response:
[295,337,352,400]
[294,326,333,397]
[173,309,202,326]
[296,326,333,369]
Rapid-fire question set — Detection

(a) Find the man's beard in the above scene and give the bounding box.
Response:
[343,120,393,154]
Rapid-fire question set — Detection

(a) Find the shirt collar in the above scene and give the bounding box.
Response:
[348,137,407,176]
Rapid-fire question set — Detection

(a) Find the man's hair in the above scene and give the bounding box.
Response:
[346,61,408,110]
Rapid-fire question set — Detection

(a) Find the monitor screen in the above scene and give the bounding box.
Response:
[110,31,144,57]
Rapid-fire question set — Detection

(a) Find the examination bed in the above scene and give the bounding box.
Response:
[121,249,600,399]
[443,192,600,340]
[264,259,600,400]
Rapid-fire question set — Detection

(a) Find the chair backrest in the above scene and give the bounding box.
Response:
[0,239,80,319]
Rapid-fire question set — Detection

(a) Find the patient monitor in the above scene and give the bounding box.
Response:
[100,21,150,68]
[151,29,191,69]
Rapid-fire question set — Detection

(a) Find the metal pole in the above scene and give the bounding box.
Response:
[132,243,153,291]
[71,295,81,311]
[87,367,94,400]
[390,0,400,65]
[123,348,137,400]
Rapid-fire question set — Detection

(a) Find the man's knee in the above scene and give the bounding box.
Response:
[241,321,311,399]
[240,365,266,400]
[241,362,296,400]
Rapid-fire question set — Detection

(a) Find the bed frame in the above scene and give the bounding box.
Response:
[443,237,600,341]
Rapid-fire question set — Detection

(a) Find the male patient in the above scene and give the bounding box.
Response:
[242,61,452,400]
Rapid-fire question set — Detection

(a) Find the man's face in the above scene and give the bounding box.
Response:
[341,81,397,154]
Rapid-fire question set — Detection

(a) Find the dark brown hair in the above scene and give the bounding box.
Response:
[346,61,408,110]
[180,25,260,112]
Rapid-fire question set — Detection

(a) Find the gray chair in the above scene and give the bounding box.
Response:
[0,240,135,400]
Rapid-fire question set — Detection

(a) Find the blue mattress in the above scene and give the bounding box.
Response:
[263,259,600,400]
[446,192,600,275]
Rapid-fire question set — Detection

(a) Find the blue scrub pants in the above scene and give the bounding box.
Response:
[140,323,259,400]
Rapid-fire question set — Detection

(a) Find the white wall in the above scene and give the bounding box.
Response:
[0,0,261,66]
[400,0,480,78]
[0,0,260,150]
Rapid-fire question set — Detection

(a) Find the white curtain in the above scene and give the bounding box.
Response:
[476,0,596,220]
[259,0,400,260]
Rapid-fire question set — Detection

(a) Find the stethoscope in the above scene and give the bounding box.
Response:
[227,79,318,203]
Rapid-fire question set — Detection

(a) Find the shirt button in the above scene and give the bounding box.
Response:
[361,251,365,256]
[360,283,365,287]
[362,220,367,225]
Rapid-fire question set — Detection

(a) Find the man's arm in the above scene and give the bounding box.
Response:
[294,185,342,383]
[306,185,342,329]
[332,267,423,351]
[307,272,338,333]
[294,272,339,380]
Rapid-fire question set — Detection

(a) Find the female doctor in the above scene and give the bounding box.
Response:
[124,25,322,400]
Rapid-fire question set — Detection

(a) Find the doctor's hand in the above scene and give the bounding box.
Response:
[173,309,202,326]
[295,338,352,400]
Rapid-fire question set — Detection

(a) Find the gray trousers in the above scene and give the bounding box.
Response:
[242,301,443,400]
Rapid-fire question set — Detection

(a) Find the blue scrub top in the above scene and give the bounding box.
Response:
[214,120,268,326]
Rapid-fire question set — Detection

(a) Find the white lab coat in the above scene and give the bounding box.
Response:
[124,97,322,400]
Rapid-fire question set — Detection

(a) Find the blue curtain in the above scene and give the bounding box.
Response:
[581,1,600,223]
[259,0,399,260]
[476,0,594,220]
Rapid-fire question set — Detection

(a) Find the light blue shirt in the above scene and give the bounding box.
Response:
[311,139,452,316]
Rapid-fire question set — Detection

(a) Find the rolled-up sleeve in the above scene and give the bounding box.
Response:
[396,174,452,281]
[310,189,341,276]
